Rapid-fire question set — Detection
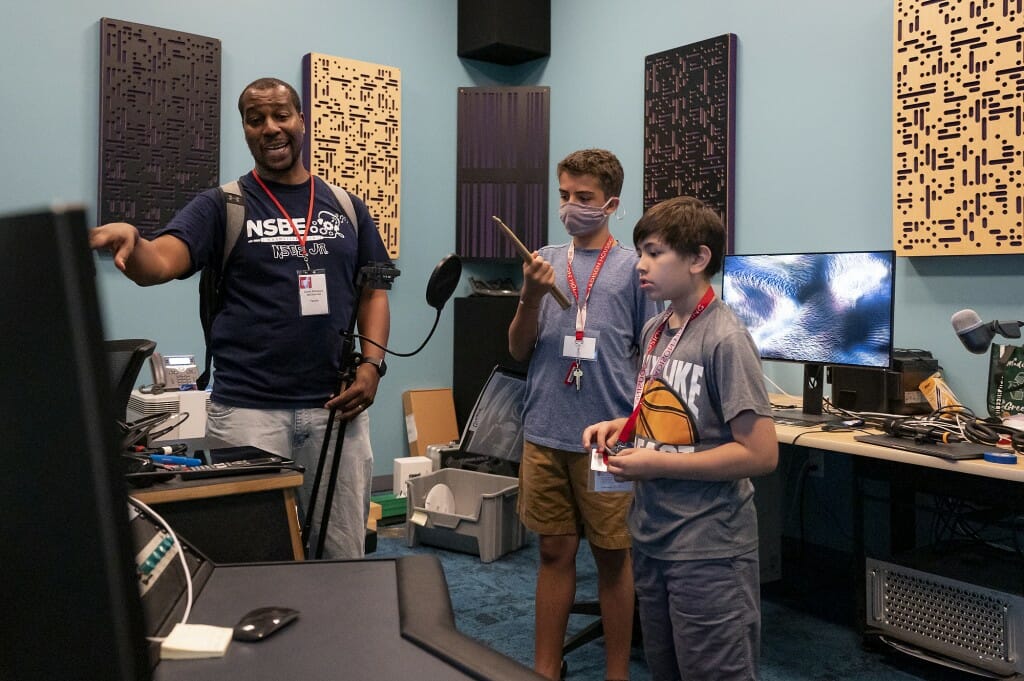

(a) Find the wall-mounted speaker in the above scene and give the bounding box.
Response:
[458,0,550,66]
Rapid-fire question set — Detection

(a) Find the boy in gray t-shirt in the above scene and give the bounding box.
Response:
[584,196,778,681]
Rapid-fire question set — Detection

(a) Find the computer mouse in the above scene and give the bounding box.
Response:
[232,606,300,642]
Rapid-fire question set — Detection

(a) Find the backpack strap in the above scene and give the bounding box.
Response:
[221,179,246,269]
[197,179,245,390]
[326,183,358,234]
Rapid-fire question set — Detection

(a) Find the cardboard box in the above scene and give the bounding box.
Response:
[402,388,460,457]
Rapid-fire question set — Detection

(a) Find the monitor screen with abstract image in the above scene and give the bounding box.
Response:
[721,250,895,418]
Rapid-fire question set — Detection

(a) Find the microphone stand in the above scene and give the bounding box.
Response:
[303,261,399,560]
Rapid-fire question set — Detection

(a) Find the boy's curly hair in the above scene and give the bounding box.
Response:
[556,149,624,198]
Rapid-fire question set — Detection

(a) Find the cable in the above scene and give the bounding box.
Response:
[763,372,797,400]
[350,308,441,358]
[129,443,189,456]
[129,498,193,633]
[146,411,190,441]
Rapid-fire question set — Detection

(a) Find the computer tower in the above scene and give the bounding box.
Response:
[865,552,1024,677]
[830,349,938,415]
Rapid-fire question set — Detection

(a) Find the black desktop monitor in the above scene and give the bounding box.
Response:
[721,250,896,417]
[0,206,151,681]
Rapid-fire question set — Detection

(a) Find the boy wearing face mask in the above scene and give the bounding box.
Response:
[510,148,657,681]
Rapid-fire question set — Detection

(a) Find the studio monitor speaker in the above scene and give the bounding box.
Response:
[458,0,550,66]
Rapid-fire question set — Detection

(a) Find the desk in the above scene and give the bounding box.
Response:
[773,422,1024,556]
[131,471,305,562]
[153,555,543,681]
[773,424,1024,483]
[772,419,1024,675]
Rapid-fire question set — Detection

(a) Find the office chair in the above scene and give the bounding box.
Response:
[104,338,157,422]
[563,595,643,665]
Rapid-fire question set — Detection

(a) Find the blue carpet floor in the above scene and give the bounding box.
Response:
[373,527,977,680]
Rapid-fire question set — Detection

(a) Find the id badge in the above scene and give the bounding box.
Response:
[297,269,329,316]
[562,335,597,360]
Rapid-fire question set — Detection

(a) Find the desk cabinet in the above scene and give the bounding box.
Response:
[131,472,304,563]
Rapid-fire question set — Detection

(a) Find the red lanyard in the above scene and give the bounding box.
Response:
[566,234,616,342]
[617,287,716,445]
[252,170,316,257]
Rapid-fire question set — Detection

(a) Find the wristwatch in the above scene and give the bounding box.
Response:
[362,356,387,378]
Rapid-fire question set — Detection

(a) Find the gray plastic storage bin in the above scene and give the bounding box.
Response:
[405,468,527,562]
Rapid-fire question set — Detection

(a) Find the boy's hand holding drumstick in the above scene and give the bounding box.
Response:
[492,216,571,310]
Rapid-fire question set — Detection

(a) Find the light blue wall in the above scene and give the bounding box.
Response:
[3,0,1021,475]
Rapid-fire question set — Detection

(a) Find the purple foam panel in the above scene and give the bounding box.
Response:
[456,87,549,260]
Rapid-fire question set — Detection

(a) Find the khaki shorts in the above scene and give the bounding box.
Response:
[517,440,632,550]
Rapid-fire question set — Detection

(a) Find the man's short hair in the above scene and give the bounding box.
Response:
[633,196,726,278]
[237,78,302,117]
[556,149,624,198]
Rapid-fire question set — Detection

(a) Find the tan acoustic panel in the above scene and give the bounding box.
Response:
[893,0,1024,256]
[302,53,400,258]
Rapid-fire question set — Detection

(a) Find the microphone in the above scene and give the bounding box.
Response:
[951,309,993,353]
[950,309,1024,354]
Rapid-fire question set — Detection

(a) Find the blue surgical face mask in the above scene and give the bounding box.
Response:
[559,198,616,237]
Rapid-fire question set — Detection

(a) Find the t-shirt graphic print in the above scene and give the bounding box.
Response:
[634,377,699,453]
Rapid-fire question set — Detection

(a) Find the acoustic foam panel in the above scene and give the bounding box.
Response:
[644,34,737,253]
[456,87,549,260]
[893,0,1024,256]
[98,18,221,238]
[457,0,550,65]
[302,53,401,259]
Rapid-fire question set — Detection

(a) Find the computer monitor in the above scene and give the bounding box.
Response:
[445,365,527,476]
[721,250,896,417]
[0,206,151,681]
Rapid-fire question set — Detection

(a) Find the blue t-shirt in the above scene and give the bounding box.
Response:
[158,172,389,409]
[522,241,659,452]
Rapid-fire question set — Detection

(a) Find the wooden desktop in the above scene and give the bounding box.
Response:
[773,421,1024,483]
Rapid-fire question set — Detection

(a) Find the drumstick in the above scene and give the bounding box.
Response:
[492,216,572,310]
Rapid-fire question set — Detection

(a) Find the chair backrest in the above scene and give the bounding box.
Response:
[104,338,156,421]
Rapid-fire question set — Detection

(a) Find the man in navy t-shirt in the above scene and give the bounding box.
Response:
[91,78,391,559]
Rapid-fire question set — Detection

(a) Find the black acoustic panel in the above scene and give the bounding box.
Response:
[99,18,221,237]
[453,296,529,431]
[456,87,549,260]
[644,34,737,252]
[458,0,550,65]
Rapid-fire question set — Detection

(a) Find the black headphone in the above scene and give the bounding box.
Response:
[971,420,1024,454]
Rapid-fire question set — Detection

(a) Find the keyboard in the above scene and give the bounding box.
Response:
[854,434,990,461]
[176,455,300,479]
[774,415,837,427]
[772,409,839,427]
